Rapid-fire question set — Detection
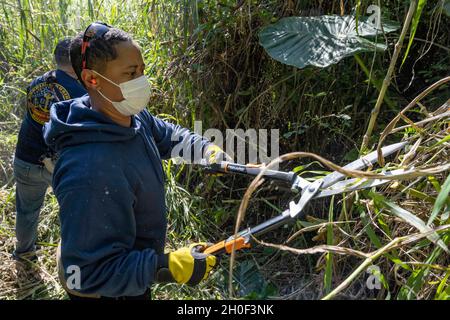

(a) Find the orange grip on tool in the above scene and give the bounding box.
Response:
[204,237,251,255]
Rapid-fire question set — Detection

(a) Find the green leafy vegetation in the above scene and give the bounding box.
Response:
[0,0,449,300]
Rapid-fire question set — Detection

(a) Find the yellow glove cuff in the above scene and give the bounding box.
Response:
[168,243,217,285]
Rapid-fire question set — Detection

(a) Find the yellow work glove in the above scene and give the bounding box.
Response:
[204,144,233,165]
[155,243,217,286]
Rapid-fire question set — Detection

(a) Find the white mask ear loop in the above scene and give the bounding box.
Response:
[96,88,115,104]
[92,70,120,88]
[91,70,121,104]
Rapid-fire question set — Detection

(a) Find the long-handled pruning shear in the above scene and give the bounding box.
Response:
[201,141,410,255]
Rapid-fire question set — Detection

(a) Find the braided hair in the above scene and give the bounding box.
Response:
[70,28,132,88]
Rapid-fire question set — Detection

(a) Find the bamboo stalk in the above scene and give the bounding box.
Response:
[360,0,418,153]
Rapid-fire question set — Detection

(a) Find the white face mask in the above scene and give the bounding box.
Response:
[93,70,151,116]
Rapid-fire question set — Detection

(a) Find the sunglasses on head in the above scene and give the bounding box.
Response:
[81,22,112,70]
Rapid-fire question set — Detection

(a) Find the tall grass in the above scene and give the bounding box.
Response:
[0,0,449,300]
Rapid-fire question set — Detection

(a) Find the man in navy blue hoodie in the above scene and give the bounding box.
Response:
[13,38,86,262]
[43,23,228,300]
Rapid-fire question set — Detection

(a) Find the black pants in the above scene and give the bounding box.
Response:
[67,288,151,300]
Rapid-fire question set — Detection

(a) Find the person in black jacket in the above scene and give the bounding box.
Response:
[13,38,87,262]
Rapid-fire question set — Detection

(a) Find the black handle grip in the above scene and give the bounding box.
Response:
[206,162,296,184]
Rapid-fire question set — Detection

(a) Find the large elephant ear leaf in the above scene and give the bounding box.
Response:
[259,15,399,69]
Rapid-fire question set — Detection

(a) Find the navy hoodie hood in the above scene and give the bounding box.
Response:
[44,95,139,150]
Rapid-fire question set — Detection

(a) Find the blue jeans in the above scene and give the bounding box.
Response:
[13,157,52,257]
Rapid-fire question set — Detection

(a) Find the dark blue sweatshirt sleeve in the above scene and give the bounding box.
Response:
[54,151,159,297]
[139,110,211,161]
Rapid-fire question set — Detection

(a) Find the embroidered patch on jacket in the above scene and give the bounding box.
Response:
[27,82,70,125]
